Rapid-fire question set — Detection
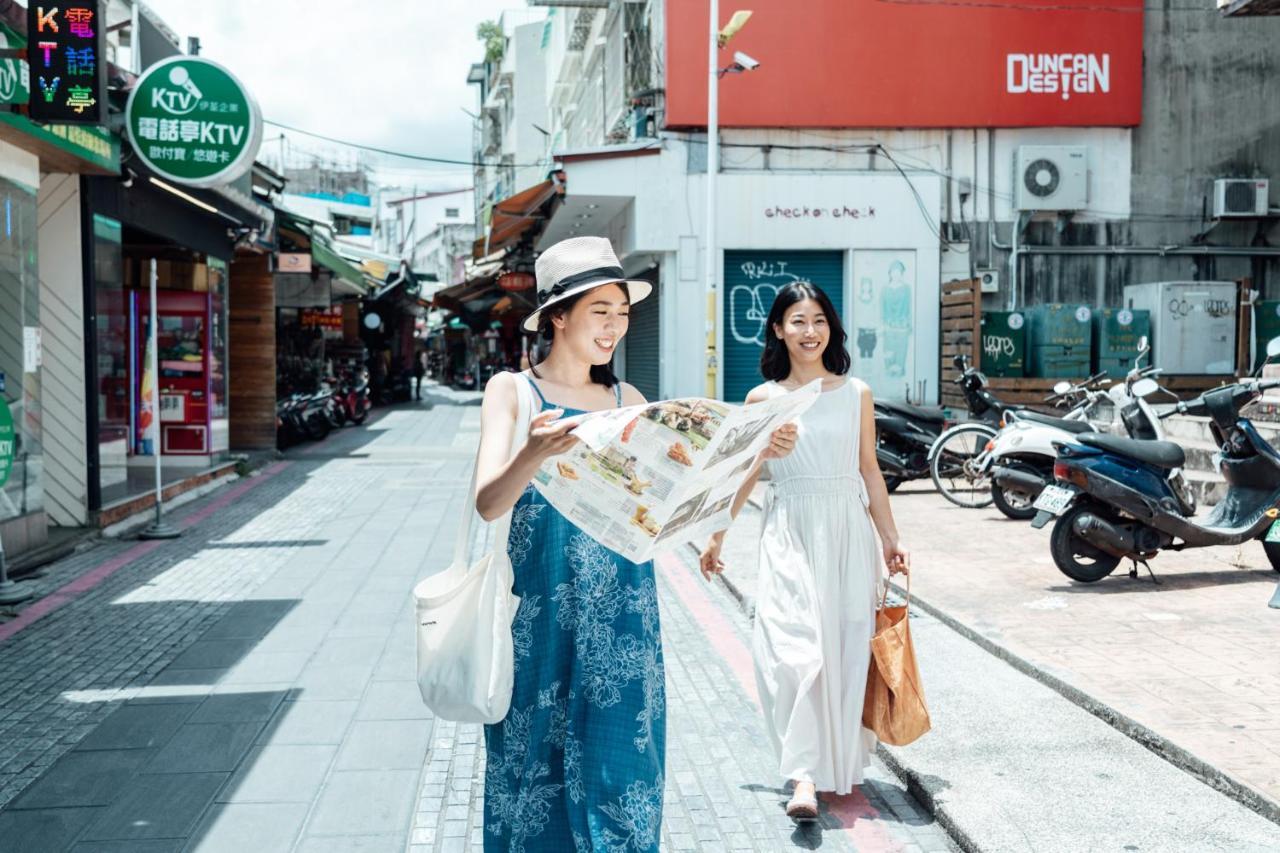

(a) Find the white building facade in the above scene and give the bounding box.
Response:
[468,2,1280,402]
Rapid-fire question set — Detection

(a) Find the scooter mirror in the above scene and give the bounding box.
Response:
[1131,377,1160,398]
[1138,335,1149,353]
[1052,380,1072,395]
[1268,336,1280,359]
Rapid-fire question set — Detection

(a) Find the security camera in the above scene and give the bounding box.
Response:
[734,51,760,71]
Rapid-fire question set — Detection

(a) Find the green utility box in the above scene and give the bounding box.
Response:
[1256,300,1280,372]
[980,311,1027,377]
[1028,304,1094,349]
[1092,307,1152,378]
[1028,304,1094,378]
[1029,347,1091,378]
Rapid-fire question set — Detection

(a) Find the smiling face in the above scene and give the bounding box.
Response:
[773,298,830,366]
[550,282,631,364]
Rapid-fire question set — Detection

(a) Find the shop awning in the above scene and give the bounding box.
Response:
[277,210,369,296]
[311,235,368,295]
[472,178,560,259]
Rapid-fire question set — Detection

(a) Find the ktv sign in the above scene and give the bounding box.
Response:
[125,56,263,188]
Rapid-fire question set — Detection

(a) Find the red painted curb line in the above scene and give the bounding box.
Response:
[656,552,904,851]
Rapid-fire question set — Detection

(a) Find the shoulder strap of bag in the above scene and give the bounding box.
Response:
[451,374,534,568]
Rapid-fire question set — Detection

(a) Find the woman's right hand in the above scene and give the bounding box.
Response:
[522,409,580,463]
[699,533,726,582]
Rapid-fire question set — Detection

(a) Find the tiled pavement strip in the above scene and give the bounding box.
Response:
[0,385,953,852]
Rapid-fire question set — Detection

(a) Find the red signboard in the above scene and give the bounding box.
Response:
[665,0,1144,129]
[300,307,343,330]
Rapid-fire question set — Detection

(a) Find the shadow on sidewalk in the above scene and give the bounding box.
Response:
[0,409,432,849]
[1048,565,1278,594]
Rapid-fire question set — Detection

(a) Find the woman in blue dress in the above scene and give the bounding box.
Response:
[472,237,665,852]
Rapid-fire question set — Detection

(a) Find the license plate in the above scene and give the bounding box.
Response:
[1267,520,1280,544]
[1033,485,1076,516]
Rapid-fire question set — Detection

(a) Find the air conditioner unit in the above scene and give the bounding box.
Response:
[1213,178,1269,218]
[977,268,1000,293]
[1014,146,1088,211]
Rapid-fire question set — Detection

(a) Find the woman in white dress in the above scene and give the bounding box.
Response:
[699,281,911,821]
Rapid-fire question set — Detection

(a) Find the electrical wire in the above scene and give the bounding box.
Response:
[264,118,553,169]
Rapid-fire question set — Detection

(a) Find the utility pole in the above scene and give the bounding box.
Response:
[704,0,720,399]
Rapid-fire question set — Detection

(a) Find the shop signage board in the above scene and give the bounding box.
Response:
[126,56,263,188]
[278,253,312,274]
[0,398,13,488]
[25,1,107,124]
[0,23,118,173]
[665,0,1143,128]
[300,307,343,330]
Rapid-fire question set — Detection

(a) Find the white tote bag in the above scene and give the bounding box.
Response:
[414,376,534,723]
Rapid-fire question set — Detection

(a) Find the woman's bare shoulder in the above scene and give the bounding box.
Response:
[745,382,776,405]
[618,381,647,407]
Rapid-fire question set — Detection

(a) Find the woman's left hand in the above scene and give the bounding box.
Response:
[761,423,798,461]
[884,540,911,576]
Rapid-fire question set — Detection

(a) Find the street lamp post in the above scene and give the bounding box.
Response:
[703,7,755,400]
[704,0,720,399]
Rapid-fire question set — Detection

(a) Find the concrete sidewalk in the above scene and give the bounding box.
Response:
[704,482,1280,849]
[0,390,952,852]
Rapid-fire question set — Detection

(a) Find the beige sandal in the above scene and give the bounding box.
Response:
[786,787,819,822]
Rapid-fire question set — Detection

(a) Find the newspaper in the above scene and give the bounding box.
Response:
[530,380,821,562]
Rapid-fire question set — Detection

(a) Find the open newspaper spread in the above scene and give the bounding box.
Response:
[530,381,821,562]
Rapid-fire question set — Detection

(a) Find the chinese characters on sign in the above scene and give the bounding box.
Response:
[26,2,106,124]
[125,57,262,188]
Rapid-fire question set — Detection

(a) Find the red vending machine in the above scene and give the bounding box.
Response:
[132,291,212,455]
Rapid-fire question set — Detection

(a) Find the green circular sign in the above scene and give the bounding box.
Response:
[125,56,262,188]
[0,399,14,490]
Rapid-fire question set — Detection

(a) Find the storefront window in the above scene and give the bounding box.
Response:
[0,179,43,522]
[93,215,129,495]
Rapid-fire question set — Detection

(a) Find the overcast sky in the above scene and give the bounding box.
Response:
[142,0,538,191]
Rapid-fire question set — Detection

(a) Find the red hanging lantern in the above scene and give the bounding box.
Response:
[497,270,536,292]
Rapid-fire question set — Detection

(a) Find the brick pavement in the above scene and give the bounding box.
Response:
[0,387,953,852]
[712,479,1280,822]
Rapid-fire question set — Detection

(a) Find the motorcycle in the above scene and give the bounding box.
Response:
[875,354,1010,493]
[333,368,372,426]
[1032,336,1280,584]
[984,372,1115,520]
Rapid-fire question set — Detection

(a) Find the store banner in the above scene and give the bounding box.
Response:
[125,56,263,188]
[25,1,107,124]
[666,0,1143,128]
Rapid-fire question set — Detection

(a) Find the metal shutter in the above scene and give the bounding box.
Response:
[723,251,844,402]
[625,279,660,401]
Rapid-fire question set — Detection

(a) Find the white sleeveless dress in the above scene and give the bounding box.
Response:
[754,378,881,794]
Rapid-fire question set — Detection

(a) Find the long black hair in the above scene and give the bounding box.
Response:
[759,281,851,380]
[528,283,630,388]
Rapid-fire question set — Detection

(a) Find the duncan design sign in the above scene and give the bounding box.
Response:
[666,0,1143,128]
[125,56,263,187]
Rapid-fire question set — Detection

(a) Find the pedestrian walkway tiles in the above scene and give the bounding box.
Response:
[0,398,950,852]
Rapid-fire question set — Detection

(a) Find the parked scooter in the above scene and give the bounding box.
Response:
[984,373,1113,519]
[876,354,1009,492]
[1032,337,1280,584]
[335,368,372,426]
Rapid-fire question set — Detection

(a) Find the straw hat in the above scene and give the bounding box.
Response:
[522,236,652,333]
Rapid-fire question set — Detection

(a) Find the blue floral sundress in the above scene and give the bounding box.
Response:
[484,376,666,853]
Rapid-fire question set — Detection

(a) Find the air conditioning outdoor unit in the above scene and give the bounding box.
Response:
[977,268,1000,293]
[1013,146,1088,211]
[1213,178,1269,218]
